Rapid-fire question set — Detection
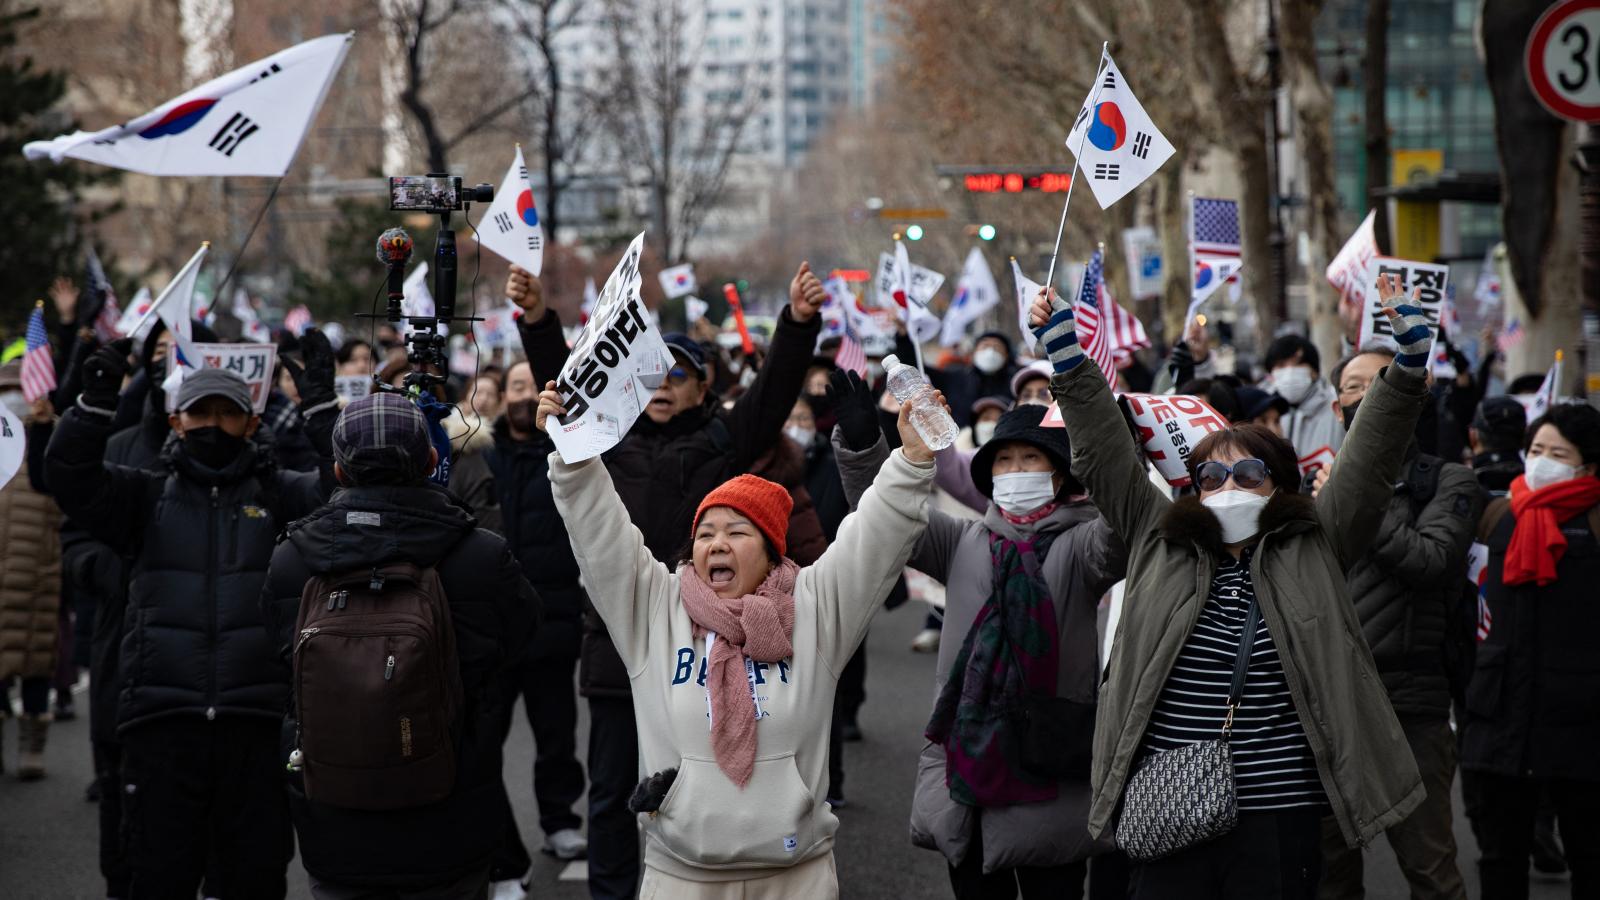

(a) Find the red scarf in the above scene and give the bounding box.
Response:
[1504,475,1600,587]
[677,559,799,787]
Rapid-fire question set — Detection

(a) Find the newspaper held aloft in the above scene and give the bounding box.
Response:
[548,232,674,464]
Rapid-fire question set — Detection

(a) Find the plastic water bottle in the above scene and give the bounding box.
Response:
[882,354,958,450]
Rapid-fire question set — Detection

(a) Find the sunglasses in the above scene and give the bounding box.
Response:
[666,366,693,385]
[1195,458,1269,492]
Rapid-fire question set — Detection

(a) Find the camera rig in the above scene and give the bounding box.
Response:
[366,173,494,395]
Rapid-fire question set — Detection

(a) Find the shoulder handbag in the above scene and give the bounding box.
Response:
[1113,593,1259,862]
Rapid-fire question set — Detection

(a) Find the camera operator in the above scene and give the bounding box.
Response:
[501,260,824,900]
[44,333,339,899]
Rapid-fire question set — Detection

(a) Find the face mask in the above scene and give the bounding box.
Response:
[1,390,27,421]
[183,426,247,470]
[785,425,815,449]
[1526,455,1581,491]
[992,471,1057,516]
[973,347,1006,375]
[1341,401,1360,432]
[1272,366,1316,406]
[1201,489,1274,544]
[865,361,885,383]
[505,398,537,434]
[974,420,997,446]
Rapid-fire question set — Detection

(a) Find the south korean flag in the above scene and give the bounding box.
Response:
[475,145,546,275]
[1064,51,1175,209]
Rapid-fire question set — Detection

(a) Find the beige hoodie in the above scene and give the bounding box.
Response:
[550,448,933,882]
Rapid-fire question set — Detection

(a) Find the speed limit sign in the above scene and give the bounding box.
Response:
[1528,0,1600,121]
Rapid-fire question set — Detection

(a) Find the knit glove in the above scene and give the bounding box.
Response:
[1031,288,1085,374]
[828,368,881,451]
[79,339,132,415]
[1379,276,1434,376]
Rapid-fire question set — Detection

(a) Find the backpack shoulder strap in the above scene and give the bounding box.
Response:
[1478,497,1513,544]
[1406,453,1441,516]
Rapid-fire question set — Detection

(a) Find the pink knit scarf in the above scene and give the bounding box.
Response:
[678,558,800,787]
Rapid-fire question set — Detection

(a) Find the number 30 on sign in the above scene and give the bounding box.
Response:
[1527,0,1600,122]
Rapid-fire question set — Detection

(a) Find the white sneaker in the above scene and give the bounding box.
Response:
[544,827,589,860]
[910,628,941,653]
[488,878,527,900]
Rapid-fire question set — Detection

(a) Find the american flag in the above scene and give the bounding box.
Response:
[834,332,867,377]
[1193,197,1241,259]
[20,304,57,403]
[1100,280,1152,366]
[85,248,124,342]
[283,305,313,336]
[1074,249,1117,382]
[1498,316,1525,352]
[1467,543,1491,642]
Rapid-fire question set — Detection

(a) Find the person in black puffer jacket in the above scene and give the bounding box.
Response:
[1469,396,1527,496]
[45,336,339,900]
[1316,347,1483,900]
[504,260,824,900]
[260,392,540,897]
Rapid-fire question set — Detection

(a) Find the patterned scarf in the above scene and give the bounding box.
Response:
[925,531,1059,807]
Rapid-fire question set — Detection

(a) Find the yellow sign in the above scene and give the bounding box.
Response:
[1391,149,1444,262]
[877,208,948,220]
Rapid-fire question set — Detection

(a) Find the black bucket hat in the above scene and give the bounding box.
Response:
[969,403,1075,498]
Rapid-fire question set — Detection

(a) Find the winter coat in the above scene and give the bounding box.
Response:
[260,483,540,889]
[1052,360,1429,849]
[1472,450,1523,495]
[45,405,335,731]
[0,469,62,681]
[1343,451,1483,720]
[449,416,585,662]
[801,435,850,540]
[513,305,821,698]
[751,436,829,566]
[835,435,1126,872]
[1461,494,1600,781]
[550,446,931,882]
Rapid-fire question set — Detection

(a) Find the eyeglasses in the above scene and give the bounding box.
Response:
[666,366,692,385]
[1194,458,1269,492]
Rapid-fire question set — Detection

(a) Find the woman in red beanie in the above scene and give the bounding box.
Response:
[536,381,942,898]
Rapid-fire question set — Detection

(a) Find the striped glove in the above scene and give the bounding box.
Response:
[1032,288,1085,374]
[1381,280,1434,376]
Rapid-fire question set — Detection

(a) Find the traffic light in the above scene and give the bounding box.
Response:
[978,224,997,241]
[905,225,924,241]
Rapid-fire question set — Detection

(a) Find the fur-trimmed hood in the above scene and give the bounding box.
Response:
[443,410,497,456]
[1157,489,1318,558]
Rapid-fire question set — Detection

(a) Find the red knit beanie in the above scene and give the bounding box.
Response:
[693,474,794,557]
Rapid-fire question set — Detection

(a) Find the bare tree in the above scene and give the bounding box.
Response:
[596,0,764,263]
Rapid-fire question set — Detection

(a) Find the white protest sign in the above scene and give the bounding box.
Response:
[334,375,372,405]
[165,342,277,414]
[548,232,673,463]
[0,403,25,488]
[1120,393,1230,487]
[1357,257,1448,352]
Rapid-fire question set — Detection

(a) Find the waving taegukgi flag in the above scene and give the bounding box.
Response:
[475,145,545,275]
[1063,50,1175,209]
[24,34,351,177]
[1011,258,1045,354]
[658,263,698,300]
[941,247,1001,347]
[875,242,943,343]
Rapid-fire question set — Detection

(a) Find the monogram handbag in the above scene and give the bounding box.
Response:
[1114,596,1259,862]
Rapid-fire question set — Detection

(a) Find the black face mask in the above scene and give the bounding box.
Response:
[505,398,537,435]
[183,426,247,470]
[1341,401,1360,432]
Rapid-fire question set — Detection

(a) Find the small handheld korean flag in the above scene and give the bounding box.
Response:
[24,34,350,177]
[475,145,545,275]
[1063,51,1175,209]
[659,263,698,299]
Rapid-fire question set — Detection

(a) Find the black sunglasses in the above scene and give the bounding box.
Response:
[1195,458,1269,492]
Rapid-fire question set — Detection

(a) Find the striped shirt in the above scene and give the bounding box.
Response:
[1140,549,1326,811]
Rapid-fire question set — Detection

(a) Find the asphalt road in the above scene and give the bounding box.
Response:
[0,598,1571,899]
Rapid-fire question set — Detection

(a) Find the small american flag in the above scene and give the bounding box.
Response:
[283,305,313,336]
[1466,542,1491,642]
[834,332,867,377]
[21,304,57,403]
[1498,316,1525,352]
[1100,280,1151,366]
[1074,249,1117,383]
[1193,197,1241,257]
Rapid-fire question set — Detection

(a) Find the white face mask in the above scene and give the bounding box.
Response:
[973,347,1006,375]
[1272,366,1316,406]
[1201,489,1274,544]
[784,425,815,449]
[974,420,997,446]
[992,471,1057,516]
[1525,455,1581,491]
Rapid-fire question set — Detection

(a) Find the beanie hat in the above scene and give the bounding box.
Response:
[969,403,1076,499]
[693,474,794,557]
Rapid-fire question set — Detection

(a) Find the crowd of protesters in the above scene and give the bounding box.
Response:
[1,256,1597,900]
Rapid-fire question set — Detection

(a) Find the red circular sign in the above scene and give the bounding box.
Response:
[1527,0,1600,122]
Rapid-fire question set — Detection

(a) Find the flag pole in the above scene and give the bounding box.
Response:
[1045,42,1112,293]
[213,177,285,302]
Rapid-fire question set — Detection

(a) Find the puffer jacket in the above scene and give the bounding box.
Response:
[1462,494,1600,781]
[1053,359,1429,849]
[0,469,63,681]
[45,405,335,731]
[260,483,540,889]
[1344,451,1483,720]
[836,434,1126,872]
[514,304,821,698]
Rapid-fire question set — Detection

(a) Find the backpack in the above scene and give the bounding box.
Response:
[291,562,463,810]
